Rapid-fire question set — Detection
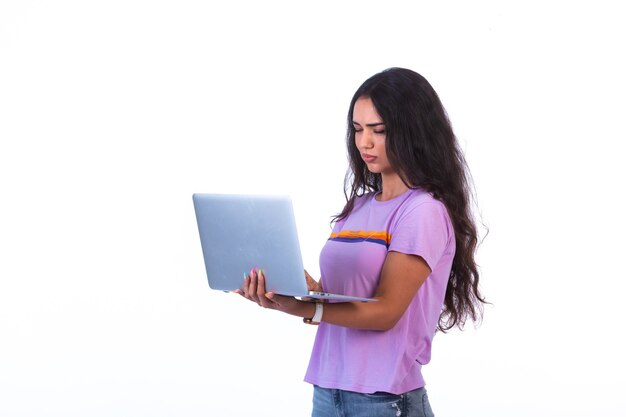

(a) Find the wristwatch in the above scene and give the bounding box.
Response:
[303,302,324,325]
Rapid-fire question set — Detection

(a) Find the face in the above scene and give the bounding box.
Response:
[352,97,393,175]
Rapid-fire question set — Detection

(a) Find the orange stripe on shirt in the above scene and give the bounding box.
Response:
[329,230,392,247]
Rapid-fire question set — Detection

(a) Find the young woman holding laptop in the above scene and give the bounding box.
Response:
[237,67,486,417]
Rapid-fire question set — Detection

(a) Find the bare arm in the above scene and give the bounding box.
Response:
[240,251,431,331]
[318,251,431,330]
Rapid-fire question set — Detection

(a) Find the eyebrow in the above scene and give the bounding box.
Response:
[352,121,385,127]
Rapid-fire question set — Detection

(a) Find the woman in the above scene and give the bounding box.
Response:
[238,67,486,417]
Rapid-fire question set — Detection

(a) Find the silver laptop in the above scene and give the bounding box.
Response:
[192,193,377,302]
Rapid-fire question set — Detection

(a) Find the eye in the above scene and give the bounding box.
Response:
[374,129,386,134]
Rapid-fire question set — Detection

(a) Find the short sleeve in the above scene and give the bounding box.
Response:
[387,201,453,271]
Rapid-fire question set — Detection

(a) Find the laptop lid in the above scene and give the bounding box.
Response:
[193,193,309,297]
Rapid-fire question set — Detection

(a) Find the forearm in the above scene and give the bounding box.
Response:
[288,298,397,331]
[318,300,396,331]
[283,299,317,320]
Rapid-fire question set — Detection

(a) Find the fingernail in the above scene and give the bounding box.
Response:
[265,292,273,299]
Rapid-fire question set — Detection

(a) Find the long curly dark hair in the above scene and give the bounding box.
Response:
[335,67,486,331]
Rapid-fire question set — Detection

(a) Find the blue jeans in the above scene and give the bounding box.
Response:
[312,385,435,417]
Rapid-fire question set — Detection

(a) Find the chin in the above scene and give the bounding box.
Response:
[364,163,380,173]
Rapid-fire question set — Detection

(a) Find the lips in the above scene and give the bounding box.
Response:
[362,154,376,163]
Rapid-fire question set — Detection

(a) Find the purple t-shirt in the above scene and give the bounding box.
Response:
[304,188,455,394]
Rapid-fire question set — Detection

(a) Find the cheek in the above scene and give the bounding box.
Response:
[376,139,387,155]
[353,133,362,147]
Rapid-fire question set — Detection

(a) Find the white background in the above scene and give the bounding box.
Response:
[1,1,625,416]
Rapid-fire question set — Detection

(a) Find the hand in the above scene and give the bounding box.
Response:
[236,268,299,313]
[305,269,324,293]
[302,270,326,303]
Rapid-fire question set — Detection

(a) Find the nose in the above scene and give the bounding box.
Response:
[355,129,374,150]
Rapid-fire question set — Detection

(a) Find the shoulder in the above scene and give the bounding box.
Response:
[388,189,456,263]
[391,189,452,234]
[401,189,448,216]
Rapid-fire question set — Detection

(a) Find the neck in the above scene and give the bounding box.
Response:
[377,172,409,201]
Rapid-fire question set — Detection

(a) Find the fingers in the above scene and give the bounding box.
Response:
[241,272,253,300]
[258,270,280,308]
[304,269,323,292]
[242,268,276,308]
[256,270,269,307]
[242,269,259,303]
